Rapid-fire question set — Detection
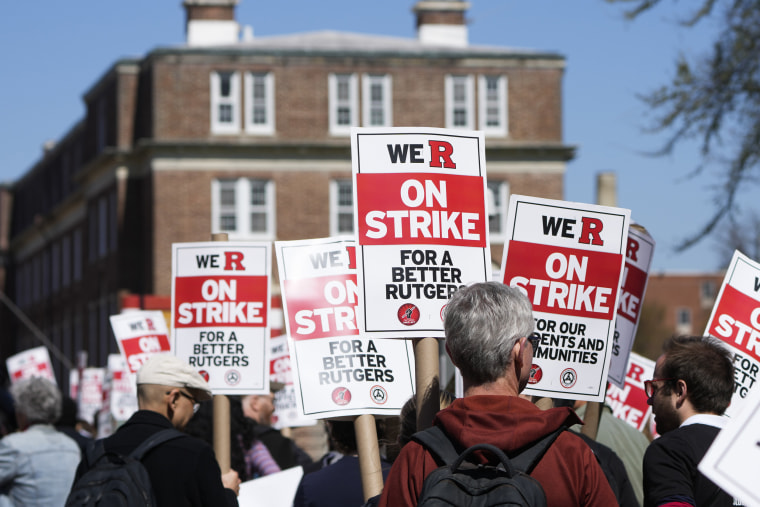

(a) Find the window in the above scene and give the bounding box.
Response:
[487,180,510,242]
[211,71,241,134]
[478,75,507,136]
[445,75,474,129]
[330,179,355,235]
[244,72,275,134]
[212,178,275,239]
[676,307,692,334]
[362,74,392,127]
[329,73,358,135]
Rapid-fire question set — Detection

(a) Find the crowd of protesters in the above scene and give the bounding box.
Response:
[0,282,745,506]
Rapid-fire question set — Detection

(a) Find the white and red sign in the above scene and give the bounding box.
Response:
[172,242,271,395]
[6,346,56,384]
[606,352,654,432]
[104,354,138,422]
[276,237,415,418]
[268,334,315,429]
[608,226,655,388]
[352,127,491,339]
[77,367,105,425]
[110,310,171,377]
[699,376,760,506]
[704,250,760,418]
[501,195,630,402]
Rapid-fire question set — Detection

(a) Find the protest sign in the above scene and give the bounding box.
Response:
[351,127,491,339]
[276,237,415,418]
[6,346,56,384]
[606,352,654,431]
[172,241,271,394]
[269,334,315,429]
[110,310,171,377]
[501,195,630,402]
[699,379,760,507]
[608,226,655,388]
[704,250,760,418]
[105,353,138,421]
[78,367,105,425]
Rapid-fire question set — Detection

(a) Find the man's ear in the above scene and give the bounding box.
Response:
[674,379,688,407]
[513,337,526,370]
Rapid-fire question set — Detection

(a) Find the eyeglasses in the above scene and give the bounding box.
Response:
[177,390,200,414]
[527,335,541,354]
[644,378,675,398]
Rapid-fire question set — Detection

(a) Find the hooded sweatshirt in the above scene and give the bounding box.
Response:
[379,395,617,507]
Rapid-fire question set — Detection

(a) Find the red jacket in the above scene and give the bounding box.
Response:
[379,395,617,507]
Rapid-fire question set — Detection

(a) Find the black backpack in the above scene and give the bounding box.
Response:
[65,428,185,507]
[410,425,565,507]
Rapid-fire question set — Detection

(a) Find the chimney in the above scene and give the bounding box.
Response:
[183,0,240,47]
[596,172,617,207]
[413,0,470,47]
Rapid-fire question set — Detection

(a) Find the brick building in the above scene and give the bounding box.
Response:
[2,0,573,388]
[633,271,725,360]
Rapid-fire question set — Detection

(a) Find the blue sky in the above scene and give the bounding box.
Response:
[2,0,745,272]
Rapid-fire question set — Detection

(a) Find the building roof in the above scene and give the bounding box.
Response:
[154,30,564,61]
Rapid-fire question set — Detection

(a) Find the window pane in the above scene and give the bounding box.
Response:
[338,213,353,233]
[338,182,353,206]
[338,107,351,125]
[220,72,232,97]
[221,188,235,206]
[250,181,267,205]
[220,104,232,123]
[220,215,236,231]
[250,212,267,232]
[253,106,266,124]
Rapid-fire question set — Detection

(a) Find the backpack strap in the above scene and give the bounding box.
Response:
[411,426,461,466]
[129,428,186,461]
[510,425,566,474]
[84,438,109,468]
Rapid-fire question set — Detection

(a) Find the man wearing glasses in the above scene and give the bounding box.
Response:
[72,353,240,506]
[643,335,742,507]
[379,282,616,506]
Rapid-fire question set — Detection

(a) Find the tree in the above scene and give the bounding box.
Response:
[608,0,760,251]
[713,208,760,266]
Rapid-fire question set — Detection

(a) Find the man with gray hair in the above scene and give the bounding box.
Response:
[0,376,81,506]
[379,282,616,506]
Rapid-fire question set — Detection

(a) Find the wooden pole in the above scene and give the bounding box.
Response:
[580,401,601,440]
[414,337,440,431]
[355,414,384,501]
[211,232,231,473]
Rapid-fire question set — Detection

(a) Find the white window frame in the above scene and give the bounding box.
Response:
[329,73,358,136]
[211,71,241,134]
[244,72,275,135]
[362,74,392,127]
[445,74,474,130]
[478,75,508,136]
[211,178,276,240]
[329,179,355,236]
[487,180,510,242]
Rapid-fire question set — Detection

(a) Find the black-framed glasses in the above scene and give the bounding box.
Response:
[176,390,200,413]
[644,378,675,398]
[527,335,541,354]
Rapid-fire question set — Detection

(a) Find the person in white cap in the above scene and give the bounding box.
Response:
[72,353,240,506]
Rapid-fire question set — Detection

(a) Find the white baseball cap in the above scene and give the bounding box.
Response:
[136,354,212,401]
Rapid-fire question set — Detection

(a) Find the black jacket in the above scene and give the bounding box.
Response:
[74,410,237,507]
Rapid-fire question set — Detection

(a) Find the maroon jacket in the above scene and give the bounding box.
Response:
[379,395,617,507]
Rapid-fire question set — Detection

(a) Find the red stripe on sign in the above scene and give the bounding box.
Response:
[502,240,624,320]
[708,284,760,362]
[174,275,268,328]
[617,263,647,324]
[357,173,487,247]
[283,274,360,341]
